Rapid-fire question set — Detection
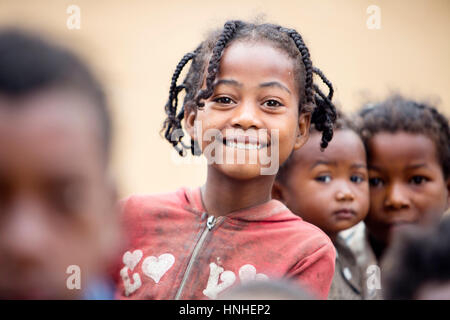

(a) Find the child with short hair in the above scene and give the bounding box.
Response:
[272,113,371,299]
[116,20,338,300]
[0,29,120,299]
[349,95,450,298]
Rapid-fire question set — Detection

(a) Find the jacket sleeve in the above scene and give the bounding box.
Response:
[288,240,336,299]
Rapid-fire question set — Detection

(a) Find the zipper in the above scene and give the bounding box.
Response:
[174,215,223,300]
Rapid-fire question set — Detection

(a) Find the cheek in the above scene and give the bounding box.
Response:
[194,112,222,147]
[356,188,370,218]
[356,183,370,205]
[414,184,449,219]
[367,190,388,222]
[276,120,299,163]
[369,187,384,207]
[287,181,329,214]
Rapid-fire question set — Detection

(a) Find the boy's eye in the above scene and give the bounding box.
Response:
[263,100,283,108]
[213,97,234,105]
[46,180,84,215]
[369,177,384,187]
[409,176,428,185]
[315,175,331,183]
[350,175,364,184]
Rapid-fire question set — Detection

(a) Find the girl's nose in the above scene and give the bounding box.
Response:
[230,101,263,130]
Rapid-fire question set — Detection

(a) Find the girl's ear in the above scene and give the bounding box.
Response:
[184,105,197,139]
[294,112,311,150]
[272,181,287,204]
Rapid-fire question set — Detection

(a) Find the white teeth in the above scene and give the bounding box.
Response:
[225,141,263,150]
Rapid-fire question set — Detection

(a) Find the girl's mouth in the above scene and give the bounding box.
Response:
[222,136,268,150]
[223,139,265,150]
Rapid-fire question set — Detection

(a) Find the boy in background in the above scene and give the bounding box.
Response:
[0,29,120,299]
[346,95,449,298]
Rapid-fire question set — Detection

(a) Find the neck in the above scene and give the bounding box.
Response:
[368,232,387,260]
[201,166,275,217]
[327,232,338,244]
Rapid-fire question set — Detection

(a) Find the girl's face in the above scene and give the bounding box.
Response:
[276,130,369,238]
[366,132,450,245]
[186,41,310,180]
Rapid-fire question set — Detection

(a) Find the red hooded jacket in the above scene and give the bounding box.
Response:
[115,187,335,299]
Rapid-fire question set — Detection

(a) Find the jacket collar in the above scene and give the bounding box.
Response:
[185,187,292,222]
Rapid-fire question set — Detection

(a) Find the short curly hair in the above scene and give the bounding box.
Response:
[357,94,450,178]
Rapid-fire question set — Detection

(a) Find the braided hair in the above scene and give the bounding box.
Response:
[357,94,450,178]
[162,20,337,156]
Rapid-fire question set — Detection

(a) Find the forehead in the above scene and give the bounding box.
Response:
[293,130,366,167]
[218,41,297,90]
[368,132,439,168]
[0,89,103,172]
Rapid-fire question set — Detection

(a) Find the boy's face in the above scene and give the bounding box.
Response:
[275,130,369,238]
[0,89,118,299]
[366,132,449,245]
[186,41,310,179]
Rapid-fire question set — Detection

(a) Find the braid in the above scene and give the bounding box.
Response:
[162,52,195,156]
[195,20,243,107]
[311,67,337,149]
[283,28,314,104]
[283,30,336,149]
[312,67,333,100]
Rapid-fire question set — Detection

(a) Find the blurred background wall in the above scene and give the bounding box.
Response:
[0,0,448,198]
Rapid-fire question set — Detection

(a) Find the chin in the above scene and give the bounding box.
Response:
[333,220,359,233]
[213,162,268,180]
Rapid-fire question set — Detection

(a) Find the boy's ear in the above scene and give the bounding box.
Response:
[272,181,287,204]
[294,112,311,150]
[184,105,197,138]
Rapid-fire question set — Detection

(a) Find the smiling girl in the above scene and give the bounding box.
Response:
[116,20,338,300]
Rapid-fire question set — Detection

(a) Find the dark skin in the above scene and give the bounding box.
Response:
[186,41,310,217]
[366,132,450,258]
[0,88,119,299]
[272,130,369,242]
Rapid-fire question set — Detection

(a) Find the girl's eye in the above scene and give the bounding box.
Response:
[350,175,364,184]
[409,176,428,185]
[315,175,331,183]
[369,177,384,187]
[263,100,283,108]
[214,97,234,105]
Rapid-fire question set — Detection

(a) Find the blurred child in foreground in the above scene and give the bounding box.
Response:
[0,29,120,299]
[382,216,450,299]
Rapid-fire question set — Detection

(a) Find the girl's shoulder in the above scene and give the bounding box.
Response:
[119,187,196,217]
